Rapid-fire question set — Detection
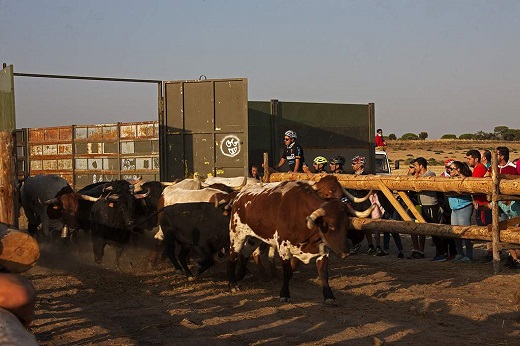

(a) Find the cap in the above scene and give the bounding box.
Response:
[444,158,455,166]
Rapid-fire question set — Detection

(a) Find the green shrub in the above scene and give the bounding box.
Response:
[441,134,457,139]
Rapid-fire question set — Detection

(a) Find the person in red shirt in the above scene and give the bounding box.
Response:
[494,147,519,268]
[374,128,386,150]
[495,146,518,175]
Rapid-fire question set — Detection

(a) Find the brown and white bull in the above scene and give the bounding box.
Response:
[227,180,372,304]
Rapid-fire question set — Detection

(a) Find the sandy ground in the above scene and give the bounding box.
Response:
[22,229,519,346]
[16,140,520,345]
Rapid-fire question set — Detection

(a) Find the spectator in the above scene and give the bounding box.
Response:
[495,146,517,175]
[439,158,457,259]
[249,163,260,180]
[303,156,328,174]
[276,130,305,173]
[494,146,520,267]
[481,149,492,170]
[329,156,346,174]
[409,157,438,260]
[428,158,457,262]
[466,150,493,262]
[347,156,380,255]
[448,161,475,262]
[375,128,387,151]
[377,191,405,259]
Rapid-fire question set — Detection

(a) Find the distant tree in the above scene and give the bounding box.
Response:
[474,131,494,140]
[503,129,520,141]
[388,133,397,140]
[459,133,476,140]
[418,132,428,140]
[400,133,419,140]
[494,126,509,139]
[440,134,457,139]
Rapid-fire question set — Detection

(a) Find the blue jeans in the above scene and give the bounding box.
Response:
[452,204,474,259]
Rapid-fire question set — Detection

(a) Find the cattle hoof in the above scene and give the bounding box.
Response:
[324,298,338,306]
[187,276,196,282]
[279,297,291,303]
[230,286,240,293]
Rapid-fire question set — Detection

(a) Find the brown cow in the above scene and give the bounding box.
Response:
[227,180,372,304]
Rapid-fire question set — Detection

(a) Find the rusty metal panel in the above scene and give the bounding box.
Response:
[30,144,43,156]
[58,144,73,155]
[184,82,214,133]
[120,142,134,154]
[103,125,118,139]
[42,159,58,170]
[23,120,159,189]
[103,142,118,154]
[29,129,45,142]
[87,126,104,140]
[42,144,58,155]
[120,124,137,139]
[30,160,42,171]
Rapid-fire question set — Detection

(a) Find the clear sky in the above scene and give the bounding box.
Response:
[1,0,519,139]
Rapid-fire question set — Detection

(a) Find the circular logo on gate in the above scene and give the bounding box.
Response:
[220,135,241,157]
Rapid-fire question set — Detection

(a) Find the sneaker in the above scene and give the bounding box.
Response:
[397,252,404,259]
[376,248,389,257]
[453,254,465,262]
[407,250,425,259]
[373,247,383,256]
[430,255,447,262]
[350,242,362,255]
[458,256,473,263]
[364,246,376,255]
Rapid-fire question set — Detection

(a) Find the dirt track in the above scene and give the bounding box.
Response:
[25,232,520,346]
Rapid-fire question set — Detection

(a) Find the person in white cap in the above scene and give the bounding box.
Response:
[276,130,305,173]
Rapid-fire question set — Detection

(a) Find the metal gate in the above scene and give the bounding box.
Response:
[161,78,248,180]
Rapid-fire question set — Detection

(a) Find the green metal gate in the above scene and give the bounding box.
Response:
[161,78,249,180]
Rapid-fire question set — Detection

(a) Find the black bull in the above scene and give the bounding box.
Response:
[160,201,232,279]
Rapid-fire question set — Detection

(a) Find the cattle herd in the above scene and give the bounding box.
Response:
[20,174,373,304]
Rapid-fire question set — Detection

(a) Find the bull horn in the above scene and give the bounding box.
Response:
[106,194,119,201]
[134,188,150,199]
[342,188,373,203]
[161,182,175,186]
[79,194,101,202]
[306,207,326,229]
[232,176,248,191]
[40,197,58,205]
[345,203,375,218]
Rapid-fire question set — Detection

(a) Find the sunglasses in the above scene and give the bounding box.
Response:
[284,137,291,141]
[449,166,458,170]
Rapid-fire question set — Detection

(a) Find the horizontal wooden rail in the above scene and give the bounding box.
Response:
[268,172,520,196]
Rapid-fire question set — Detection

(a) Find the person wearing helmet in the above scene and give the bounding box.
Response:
[351,156,366,174]
[329,156,346,174]
[276,130,305,173]
[304,156,328,174]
